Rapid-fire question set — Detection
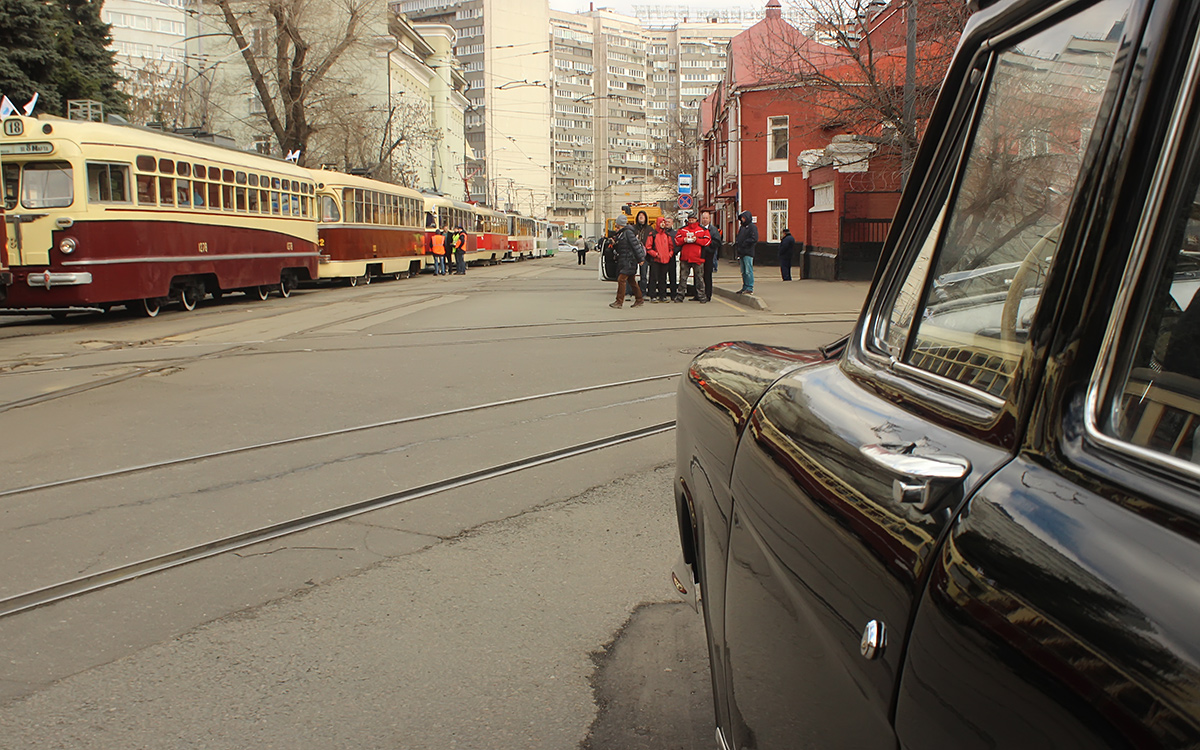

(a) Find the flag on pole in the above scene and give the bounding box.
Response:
[22,93,38,116]
[0,96,16,117]
[285,150,301,163]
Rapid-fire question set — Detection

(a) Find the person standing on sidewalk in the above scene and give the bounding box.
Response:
[630,210,653,299]
[700,210,721,301]
[610,215,645,308]
[778,227,795,281]
[645,217,675,302]
[734,210,757,294]
[675,214,711,303]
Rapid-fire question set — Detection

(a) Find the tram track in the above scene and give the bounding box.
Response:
[0,420,676,620]
[0,315,857,380]
[0,373,681,499]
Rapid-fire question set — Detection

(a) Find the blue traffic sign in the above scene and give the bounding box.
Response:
[678,194,693,210]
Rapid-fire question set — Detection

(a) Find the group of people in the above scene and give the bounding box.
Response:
[605,209,760,308]
[428,226,468,276]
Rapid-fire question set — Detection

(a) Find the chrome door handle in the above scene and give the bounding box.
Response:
[860,444,971,512]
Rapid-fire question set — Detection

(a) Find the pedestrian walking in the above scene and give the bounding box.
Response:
[431,226,448,276]
[645,217,675,302]
[735,210,757,294]
[779,227,795,281]
[577,238,588,265]
[453,226,467,275]
[700,210,721,301]
[610,215,645,308]
[675,214,711,303]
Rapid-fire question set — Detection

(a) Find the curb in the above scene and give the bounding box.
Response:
[712,285,768,311]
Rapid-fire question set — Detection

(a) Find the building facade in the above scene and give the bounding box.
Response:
[400,0,552,216]
[102,0,191,124]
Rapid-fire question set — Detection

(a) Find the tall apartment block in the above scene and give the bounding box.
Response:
[551,7,743,237]
[399,0,551,216]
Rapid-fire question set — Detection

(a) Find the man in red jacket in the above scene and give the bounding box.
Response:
[645,217,676,302]
[674,214,711,303]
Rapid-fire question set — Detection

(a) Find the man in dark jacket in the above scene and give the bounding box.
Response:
[735,210,758,294]
[700,210,721,301]
[610,215,645,308]
[779,227,795,281]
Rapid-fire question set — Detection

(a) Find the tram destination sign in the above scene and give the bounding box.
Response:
[0,142,52,155]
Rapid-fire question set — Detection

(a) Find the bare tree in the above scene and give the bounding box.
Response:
[209,0,374,163]
[749,0,969,182]
[308,94,441,186]
[650,109,701,200]
[120,58,186,126]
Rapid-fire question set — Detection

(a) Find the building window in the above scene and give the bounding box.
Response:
[811,182,833,212]
[768,116,788,172]
[767,199,788,242]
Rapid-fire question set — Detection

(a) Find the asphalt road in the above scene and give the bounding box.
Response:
[0,256,860,748]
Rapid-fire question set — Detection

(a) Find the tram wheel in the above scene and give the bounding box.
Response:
[179,286,201,311]
[136,298,161,317]
[348,275,360,287]
[362,273,372,285]
[50,311,69,321]
[279,276,294,299]
[255,285,271,301]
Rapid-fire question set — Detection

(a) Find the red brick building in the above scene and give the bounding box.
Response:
[699,0,957,279]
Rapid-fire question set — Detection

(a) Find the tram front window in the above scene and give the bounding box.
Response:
[319,196,340,223]
[21,161,73,209]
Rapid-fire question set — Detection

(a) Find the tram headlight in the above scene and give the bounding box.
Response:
[59,237,77,255]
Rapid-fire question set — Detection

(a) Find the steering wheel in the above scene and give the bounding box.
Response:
[1001,225,1060,343]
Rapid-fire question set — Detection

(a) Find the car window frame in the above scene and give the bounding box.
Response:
[853,0,1134,428]
[1085,19,1200,485]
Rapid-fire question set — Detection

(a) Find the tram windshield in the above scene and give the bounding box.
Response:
[319,195,340,223]
[9,161,73,209]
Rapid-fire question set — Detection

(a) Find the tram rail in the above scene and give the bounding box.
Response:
[0,420,676,619]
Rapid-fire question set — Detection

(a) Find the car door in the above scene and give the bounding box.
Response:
[717,1,1137,747]
[896,1,1200,744]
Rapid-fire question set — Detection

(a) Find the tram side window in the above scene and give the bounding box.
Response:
[236,186,247,212]
[291,193,300,216]
[271,191,280,215]
[222,184,234,211]
[177,179,191,207]
[281,192,291,216]
[3,164,17,210]
[425,210,435,228]
[86,163,130,203]
[248,187,259,213]
[137,173,156,205]
[158,176,175,206]
[193,180,206,207]
[208,181,221,210]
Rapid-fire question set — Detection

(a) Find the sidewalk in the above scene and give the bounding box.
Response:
[706,261,872,315]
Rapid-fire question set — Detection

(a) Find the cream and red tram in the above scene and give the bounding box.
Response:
[311,170,425,284]
[422,195,488,268]
[508,215,538,259]
[474,205,510,262]
[0,114,317,316]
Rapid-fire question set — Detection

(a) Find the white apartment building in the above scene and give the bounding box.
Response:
[400,0,552,217]
[550,8,743,236]
[102,0,191,123]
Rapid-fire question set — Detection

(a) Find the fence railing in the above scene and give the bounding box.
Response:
[841,218,892,245]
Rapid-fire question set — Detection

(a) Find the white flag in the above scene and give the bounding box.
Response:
[22,92,38,116]
[285,149,300,163]
[0,96,15,117]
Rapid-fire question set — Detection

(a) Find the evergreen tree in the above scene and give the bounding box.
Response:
[0,0,126,116]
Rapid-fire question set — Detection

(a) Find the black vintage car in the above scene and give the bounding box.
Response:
[673,0,1200,747]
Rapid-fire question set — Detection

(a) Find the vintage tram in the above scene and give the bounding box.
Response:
[0,114,318,316]
[508,215,538,259]
[473,205,509,263]
[310,170,425,285]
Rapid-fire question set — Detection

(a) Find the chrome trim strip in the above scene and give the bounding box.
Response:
[61,252,320,266]
[1083,19,1200,480]
[26,271,93,288]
